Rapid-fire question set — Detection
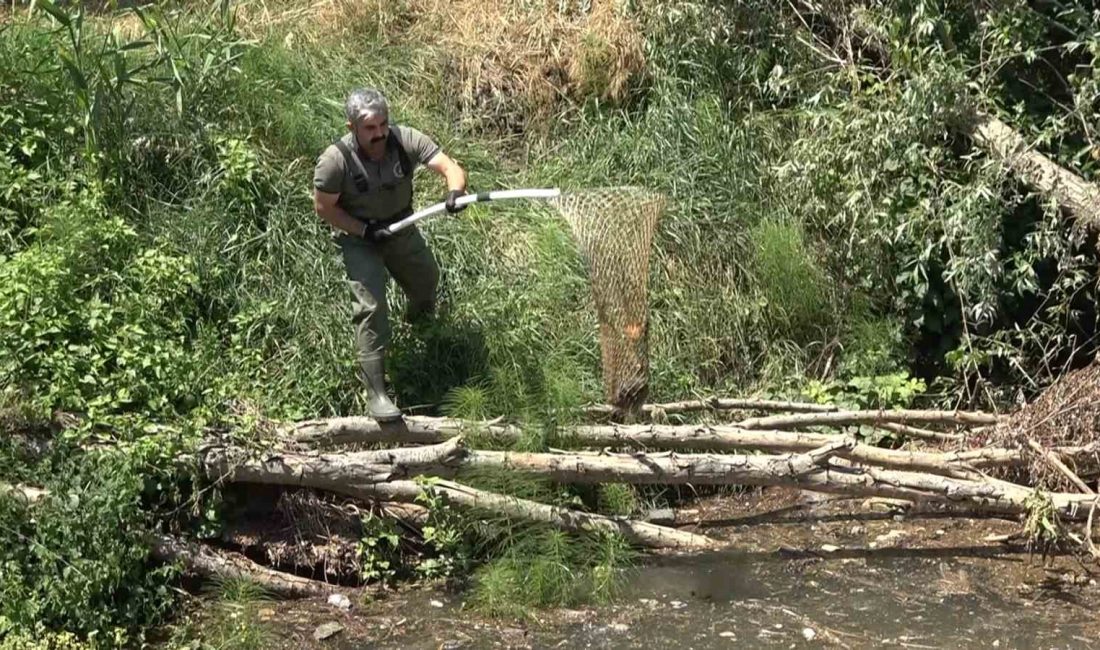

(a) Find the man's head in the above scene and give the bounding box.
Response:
[345,88,390,154]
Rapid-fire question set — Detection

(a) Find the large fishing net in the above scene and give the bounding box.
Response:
[548,186,666,416]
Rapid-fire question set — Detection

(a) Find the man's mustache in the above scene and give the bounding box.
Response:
[370,134,386,143]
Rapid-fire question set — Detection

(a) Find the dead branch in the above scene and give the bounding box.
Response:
[584,397,840,417]
[1027,439,1096,494]
[735,409,1001,430]
[199,436,467,489]
[352,479,719,549]
[149,533,340,598]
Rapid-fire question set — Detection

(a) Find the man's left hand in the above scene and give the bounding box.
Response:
[445,189,467,214]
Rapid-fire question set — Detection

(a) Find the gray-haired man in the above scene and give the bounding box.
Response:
[313,88,467,421]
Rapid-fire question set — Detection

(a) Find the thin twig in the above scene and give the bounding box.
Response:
[876,422,964,443]
[1087,497,1099,561]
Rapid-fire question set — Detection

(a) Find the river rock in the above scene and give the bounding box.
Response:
[870,529,910,549]
[313,622,344,641]
[643,507,676,525]
[327,593,351,611]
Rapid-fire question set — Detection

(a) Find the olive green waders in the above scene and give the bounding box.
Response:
[337,225,440,421]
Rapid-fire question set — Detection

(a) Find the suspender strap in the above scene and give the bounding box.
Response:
[334,140,371,193]
[333,130,412,195]
[332,132,414,235]
[387,129,412,179]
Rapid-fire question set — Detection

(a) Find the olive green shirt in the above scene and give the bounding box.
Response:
[313,125,441,223]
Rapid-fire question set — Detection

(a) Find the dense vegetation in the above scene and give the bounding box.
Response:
[2,0,1099,646]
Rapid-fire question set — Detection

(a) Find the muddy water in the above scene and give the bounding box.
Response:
[258,493,1100,649]
[574,550,1099,648]
[307,547,1099,649]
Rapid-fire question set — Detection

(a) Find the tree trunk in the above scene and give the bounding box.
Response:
[354,479,718,549]
[285,416,1098,476]
[201,441,1096,519]
[969,112,1100,229]
[199,436,467,489]
[149,534,340,598]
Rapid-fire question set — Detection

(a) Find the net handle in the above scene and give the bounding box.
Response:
[383,188,562,235]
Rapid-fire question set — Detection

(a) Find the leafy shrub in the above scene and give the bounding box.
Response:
[0,450,178,645]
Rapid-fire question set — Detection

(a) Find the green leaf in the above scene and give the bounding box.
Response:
[58,52,87,92]
[30,0,71,26]
[121,40,154,51]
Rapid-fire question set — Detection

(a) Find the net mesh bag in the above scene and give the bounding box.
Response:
[549,186,666,415]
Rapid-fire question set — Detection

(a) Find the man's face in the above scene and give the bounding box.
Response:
[349,111,389,155]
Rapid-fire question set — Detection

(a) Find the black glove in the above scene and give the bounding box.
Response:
[361,221,392,243]
[445,189,467,214]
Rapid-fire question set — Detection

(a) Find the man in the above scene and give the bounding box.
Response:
[313,87,467,421]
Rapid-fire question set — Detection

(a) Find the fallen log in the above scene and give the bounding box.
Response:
[735,409,1000,430]
[969,112,1100,229]
[465,449,1094,518]
[196,439,714,549]
[584,397,840,417]
[3,483,341,597]
[584,398,1003,427]
[0,482,47,505]
[200,435,467,489]
[354,479,718,550]
[203,441,1096,519]
[289,416,497,447]
[149,534,340,598]
[285,416,1099,477]
[291,406,1000,450]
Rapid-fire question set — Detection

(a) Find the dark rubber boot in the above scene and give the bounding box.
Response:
[360,352,402,422]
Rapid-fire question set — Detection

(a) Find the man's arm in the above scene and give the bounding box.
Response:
[425,151,467,194]
[314,189,368,238]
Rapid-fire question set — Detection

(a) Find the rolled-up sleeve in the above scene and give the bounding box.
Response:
[400,127,442,165]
